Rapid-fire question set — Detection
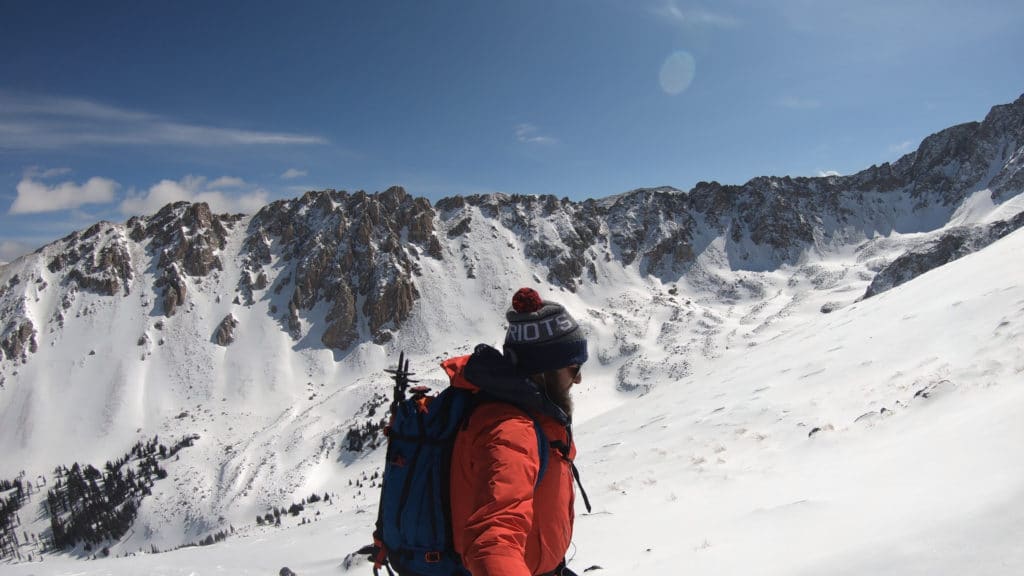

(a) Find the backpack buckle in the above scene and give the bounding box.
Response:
[424,551,442,563]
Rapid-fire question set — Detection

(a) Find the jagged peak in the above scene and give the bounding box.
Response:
[594,186,684,208]
[984,91,1024,121]
[266,187,427,219]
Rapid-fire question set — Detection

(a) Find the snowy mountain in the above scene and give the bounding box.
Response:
[1,94,1023,573]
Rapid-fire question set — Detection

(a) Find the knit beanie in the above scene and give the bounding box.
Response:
[503,287,588,375]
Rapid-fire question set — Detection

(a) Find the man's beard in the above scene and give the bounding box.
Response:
[538,371,573,416]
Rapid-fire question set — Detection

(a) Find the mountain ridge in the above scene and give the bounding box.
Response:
[3,93,1022,366]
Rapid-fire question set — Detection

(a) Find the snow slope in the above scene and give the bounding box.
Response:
[4,217,1022,574]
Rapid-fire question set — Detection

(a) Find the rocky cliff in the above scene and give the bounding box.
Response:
[238,186,439,349]
[865,209,1024,298]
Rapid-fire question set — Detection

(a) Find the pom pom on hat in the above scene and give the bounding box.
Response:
[512,287,544,313]
[504,287,588,375]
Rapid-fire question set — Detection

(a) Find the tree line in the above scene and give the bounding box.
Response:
[0,478,27,560]
[0,433,199,560]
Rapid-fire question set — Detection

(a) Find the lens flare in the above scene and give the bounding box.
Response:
[659,51,697,95]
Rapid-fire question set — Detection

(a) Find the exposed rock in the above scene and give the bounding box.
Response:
[913,379,956,401]
[0,281,9,304]
[808,424,834,438]
[242,229,273,268]
[322,282,357,350]
[448,217,472,238]
[152,203,228,277]
[133,202,240,316]
[287,301,301,338]
[158,266,188,317]
[820,302,844,314]
[647,228,696,273]
[865,210,1024,298]
[991,142,1024,202]
[48,223,133,296]
[253,271,269,291]
[214,314,239,346]
[1,320,37,362]
[364,277,418,344]
[244,187,440,350]
[858,94,1024,208]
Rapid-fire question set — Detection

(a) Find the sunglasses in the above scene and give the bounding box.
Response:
[567,365,582,380]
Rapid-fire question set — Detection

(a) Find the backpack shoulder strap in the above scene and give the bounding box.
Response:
[531,418,550,486]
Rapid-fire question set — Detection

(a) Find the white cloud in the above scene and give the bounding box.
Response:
[653,1,739,29]
[208,176,246,188]
[10,176,119,214]
[515,124,557,145]
[281,168,308,180]
[120,175,270,217]
[818,170,842,177]
[0,91,328,149]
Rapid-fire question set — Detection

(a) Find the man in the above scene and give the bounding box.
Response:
[441,287,589,576]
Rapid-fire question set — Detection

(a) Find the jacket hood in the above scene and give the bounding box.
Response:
[445,344,570,425]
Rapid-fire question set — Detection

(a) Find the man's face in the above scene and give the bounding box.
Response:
[565,364,582,386]
[545,364,581,415]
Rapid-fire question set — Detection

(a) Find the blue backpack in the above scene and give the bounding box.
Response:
[363,353,549,576]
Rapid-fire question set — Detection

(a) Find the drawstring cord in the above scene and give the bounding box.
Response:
[550,437,592,514]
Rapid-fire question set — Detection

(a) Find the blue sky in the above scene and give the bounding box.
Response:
[2,0,1023,261]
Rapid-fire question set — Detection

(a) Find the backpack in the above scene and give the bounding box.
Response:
[363,353,549,576]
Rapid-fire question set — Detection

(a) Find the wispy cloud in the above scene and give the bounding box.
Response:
[0,240,33,263]
[10,176,119,214]
[779,96,822,110]
[120,175,270,217]
[23,166,73,180]
[515,124,557,145]
[889,140,916,155]
[652,1,739,29]
[0,91,328,149]
[818,170,841,177]
[281,168,308,180]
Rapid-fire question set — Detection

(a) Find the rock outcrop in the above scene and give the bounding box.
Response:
[242,186,437,350]
[130,202,241,317]
[214,314,239,346]
[1,320,37,363]
[48,222,133,296]
[865,210,1024,298]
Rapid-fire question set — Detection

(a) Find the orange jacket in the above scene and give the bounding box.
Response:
[443,352,577,576]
